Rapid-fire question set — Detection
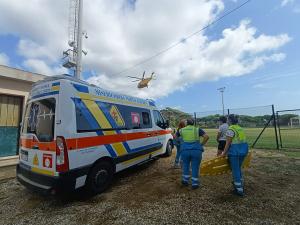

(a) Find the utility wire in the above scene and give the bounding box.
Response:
[112,0,252,76]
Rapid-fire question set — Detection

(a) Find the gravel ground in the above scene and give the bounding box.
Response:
[0,148,299,225]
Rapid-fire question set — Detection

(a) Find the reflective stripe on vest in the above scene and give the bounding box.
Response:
[229,124,246,144]
[180,125,199,143]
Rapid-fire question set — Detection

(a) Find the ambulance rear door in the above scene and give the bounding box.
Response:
[20,96,57,175]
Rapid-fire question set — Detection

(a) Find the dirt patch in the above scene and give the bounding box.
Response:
[0,165,16,181]
[0,148,299,225]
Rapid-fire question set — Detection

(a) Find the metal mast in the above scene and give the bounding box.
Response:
[63,0,87,79]
[217,87,226,115]
[75,0,83,79]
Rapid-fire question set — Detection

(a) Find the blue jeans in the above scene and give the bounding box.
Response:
[175,145,181,164]
[228,155,246,184]
[228,143,249,194]
[181,150,202,186]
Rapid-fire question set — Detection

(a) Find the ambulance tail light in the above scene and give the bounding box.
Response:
[56,136,69,172]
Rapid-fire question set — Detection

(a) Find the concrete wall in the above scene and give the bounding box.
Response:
[0,77,32,106]
[0,65,46,158]
[0,65,46,111]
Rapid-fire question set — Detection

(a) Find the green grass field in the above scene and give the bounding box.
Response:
[201,127,300,149]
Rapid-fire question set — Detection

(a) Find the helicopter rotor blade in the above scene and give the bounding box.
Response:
[128,76,142,80]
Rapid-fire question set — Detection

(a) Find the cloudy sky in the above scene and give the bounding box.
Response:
[0,0,299,112]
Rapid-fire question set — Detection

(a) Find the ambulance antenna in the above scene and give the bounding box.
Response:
[62,0,87,79]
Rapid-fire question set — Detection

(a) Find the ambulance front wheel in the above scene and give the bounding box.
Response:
[86,160,114,195]
[163,140,173,157]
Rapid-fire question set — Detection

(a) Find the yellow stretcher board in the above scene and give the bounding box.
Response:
[200,152,252,176]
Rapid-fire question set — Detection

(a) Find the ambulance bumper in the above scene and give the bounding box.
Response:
[16,163,90,194]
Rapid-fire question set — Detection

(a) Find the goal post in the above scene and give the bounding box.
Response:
[290,116,300,128]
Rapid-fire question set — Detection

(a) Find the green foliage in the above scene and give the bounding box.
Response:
[160,107,191,128]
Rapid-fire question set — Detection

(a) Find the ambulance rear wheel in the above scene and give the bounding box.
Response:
[163,140,173,157]
[86,160,114,194]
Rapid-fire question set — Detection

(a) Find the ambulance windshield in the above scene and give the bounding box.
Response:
[22,98,56,142]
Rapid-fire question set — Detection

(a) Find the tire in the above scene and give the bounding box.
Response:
[163,140,173,157]
[85,160,114,195]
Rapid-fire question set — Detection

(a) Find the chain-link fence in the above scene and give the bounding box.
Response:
[194,105,278,149]
[161,105,300,150]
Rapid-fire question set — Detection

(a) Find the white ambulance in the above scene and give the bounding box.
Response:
[17,75,173,194]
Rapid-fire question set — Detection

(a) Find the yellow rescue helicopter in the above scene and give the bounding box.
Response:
[128,71,156,89]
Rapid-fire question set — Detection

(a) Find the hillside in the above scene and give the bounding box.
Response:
[160,107,192,128]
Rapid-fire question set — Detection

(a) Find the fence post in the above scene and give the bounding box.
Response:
[276,112,283,148]
[272,105,279,150]
[194,112,197,126]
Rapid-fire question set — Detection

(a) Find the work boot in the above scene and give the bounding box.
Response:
[191,185,199,190]
[233,186,244,197]
[233,189,244,197]
[181,180,189,186]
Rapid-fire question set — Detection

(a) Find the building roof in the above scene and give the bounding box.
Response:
[0,65,46,83]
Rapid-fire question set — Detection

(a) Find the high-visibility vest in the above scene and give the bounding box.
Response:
[180,125,199,143]
[229,124,246,144]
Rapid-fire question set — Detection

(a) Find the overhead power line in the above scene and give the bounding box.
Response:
[112,0,252,76]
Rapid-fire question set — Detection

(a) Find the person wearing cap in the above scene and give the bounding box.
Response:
[179,118,209,189]
[216,116,229,156]
[221,114,249,196]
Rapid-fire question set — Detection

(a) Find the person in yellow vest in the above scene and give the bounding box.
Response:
[221,114,249,196]
[179,118,209,189]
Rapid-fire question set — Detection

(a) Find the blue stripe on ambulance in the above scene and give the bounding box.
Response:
[72,98,117,157]
[72,83,89,93]
[96,101,132,153]
[130,142,162,153]
[31,91,59,100]
[52,82,60,86]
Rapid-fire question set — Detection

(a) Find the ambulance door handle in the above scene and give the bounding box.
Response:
[146,133,152,137]
[32,145,39,150]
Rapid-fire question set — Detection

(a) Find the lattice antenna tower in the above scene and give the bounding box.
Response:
[62,0,87,79]
[69,0,78,51]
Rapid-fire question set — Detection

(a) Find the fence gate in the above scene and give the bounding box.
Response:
[276,109,300,149]
[0,94,23,157]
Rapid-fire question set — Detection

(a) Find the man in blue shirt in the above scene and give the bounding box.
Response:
[179,118,209,189]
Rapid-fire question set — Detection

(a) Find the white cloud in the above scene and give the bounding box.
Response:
[23,59,67,76]
[281,0,294,6]
[173,105,183,110]
[18,39,58,62]
[0,0,291,99]
[0,53,9,66]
